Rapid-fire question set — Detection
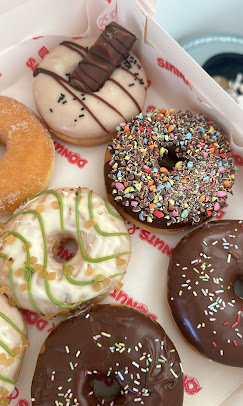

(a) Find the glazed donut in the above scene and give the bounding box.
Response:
[0,188,131,318]
[0,294,28,404]
[167,220,243,367]
[31,304,184,405]
[104,109,236,233]
[0,96,55,215]
[33,38,147,145]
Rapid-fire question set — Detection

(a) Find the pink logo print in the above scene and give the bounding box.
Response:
[7,386,19,403]
[38,46,49,59]
[184,374,203,395]
[146,105,156,114]
[126,221,140,235]
[234,154,243,166]
[17,400,30,406]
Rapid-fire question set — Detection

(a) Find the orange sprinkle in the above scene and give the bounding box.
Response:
[45,313,54,321]
[160,167,168,173]
[150,185,156,191]
[165,110,170,115]
[181,179,188,183]
[162,176,168,181]
[199,195,205,202]
[124,125,129,132]
[47,272,56,280]
[114,282,123,292]
[152,135,158,140]
[123,182,128,187]
[0,286,8,295]
[223,180,230,188]
[160,108,166,113]
[149,204,156,209]
[92,283,102,292]
[200,208,205,213]
[140,195,144,200]
[168,125,174,133]
[51,201,59,209]
[149,145,154,150]
[209,148,214,154]
[116,258,127,266]
[148,180,154,186]
[18,283,28,292]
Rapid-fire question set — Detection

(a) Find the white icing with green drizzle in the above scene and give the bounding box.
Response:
[0,295,27,397]
[0,188,131,316]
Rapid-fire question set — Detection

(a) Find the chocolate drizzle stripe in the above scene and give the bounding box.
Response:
[107,78,141,112]
[120,66,144,84]
[60,41,88,58]
[34,68,109,133]
[90,94,126,121]
[34,67,127,123]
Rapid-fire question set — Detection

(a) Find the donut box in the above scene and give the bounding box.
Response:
[0,0,243,405]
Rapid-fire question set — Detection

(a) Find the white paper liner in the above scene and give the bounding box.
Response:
[0,0,242,405]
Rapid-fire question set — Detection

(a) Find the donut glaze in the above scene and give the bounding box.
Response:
[0,96,54,215]
[31,304,184,406]
[168,220,243,367]
[33,39,147,145]
[0,188,131,317]
[0,294,28,404]
[104,109,236,232]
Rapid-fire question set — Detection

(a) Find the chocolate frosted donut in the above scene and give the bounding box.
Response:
[168,220,243,367]
[104,109,236,232]
[31,305,184,405]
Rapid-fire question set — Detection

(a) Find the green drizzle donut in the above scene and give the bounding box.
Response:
[0,188,131,317]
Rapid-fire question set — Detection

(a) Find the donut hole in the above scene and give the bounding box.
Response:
[0,142,6,160]
[52,236,78,263]
[234,278,243,299]
[90,373,121,403]
[158,148,187,171]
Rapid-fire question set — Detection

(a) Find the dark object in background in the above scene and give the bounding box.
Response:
[202,52,243,80]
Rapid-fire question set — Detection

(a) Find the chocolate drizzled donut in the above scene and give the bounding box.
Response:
[31,305,184,405]
[168,220,243,367]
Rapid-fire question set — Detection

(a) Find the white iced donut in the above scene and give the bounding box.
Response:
[33,38,147,145]
[0,294,28,404]
[0,188,131,317]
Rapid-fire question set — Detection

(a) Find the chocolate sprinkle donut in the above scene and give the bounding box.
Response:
[31,304,184,405]
[104,109,236,232]
[168,220,243,367]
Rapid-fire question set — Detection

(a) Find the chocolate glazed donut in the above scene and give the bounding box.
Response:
[168,220,243,367]
[31,305,184,405]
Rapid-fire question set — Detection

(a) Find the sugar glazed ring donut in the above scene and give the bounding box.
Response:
[0,294,28,404]
[31,304,184,405]
[0,188,131,317]
[0,96,55,215]
[33,38,147,145]
[168,220,243,367]
[104,109,236,232]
